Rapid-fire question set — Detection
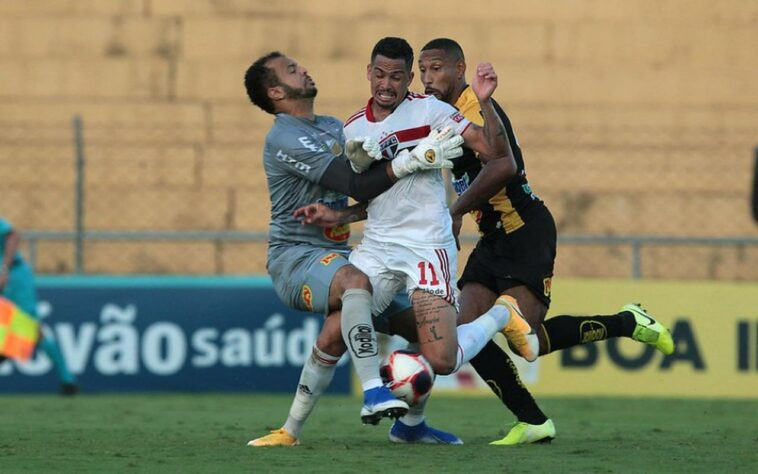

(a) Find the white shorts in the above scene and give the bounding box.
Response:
[349,239,458,315]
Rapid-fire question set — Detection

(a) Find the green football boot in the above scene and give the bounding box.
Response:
[490,419,556,445]
[623,303,675,355]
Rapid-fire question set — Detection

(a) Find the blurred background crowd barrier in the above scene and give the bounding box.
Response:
[2,0,757,280]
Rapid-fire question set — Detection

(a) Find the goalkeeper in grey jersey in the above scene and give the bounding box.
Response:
[243,52,462,446]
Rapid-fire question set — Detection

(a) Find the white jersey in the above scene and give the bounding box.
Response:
[344,93,471,248]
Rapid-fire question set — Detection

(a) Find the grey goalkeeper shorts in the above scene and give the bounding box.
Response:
[268,245,351,316]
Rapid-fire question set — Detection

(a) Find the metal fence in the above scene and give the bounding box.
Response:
[4,116,758,280]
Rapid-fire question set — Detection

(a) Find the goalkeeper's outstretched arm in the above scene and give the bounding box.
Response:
[319,159,397,202]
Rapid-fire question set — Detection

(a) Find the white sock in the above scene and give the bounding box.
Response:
[282,345,340,438]
[341,288,383,391]
[453,304,510,372]
[398,396,428,427]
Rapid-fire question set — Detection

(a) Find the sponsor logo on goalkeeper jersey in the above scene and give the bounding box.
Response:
[299,136,342,156]
[297,136,320,152]
[275,149,312,173]
[324,224,350,242]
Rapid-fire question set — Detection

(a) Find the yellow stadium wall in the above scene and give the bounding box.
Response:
[1,0,757,275]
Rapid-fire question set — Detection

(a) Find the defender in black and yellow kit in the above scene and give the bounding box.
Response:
[451,84,556,309]
[418,38,675,445]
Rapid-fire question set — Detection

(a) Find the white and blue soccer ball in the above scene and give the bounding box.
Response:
[380,350,435,406]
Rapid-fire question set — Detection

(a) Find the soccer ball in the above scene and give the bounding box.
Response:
[380,350,435,406]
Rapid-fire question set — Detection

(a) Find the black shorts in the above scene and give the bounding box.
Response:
[458,204,556,307]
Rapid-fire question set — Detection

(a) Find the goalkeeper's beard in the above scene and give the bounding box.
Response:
[282,83,318,100]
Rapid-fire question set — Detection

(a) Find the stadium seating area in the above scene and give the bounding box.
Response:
[1,0,757,278]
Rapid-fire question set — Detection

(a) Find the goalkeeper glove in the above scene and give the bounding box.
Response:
[391,126,464,178]
[345,136,381,173]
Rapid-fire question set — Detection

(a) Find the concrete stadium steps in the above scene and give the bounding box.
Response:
[83,187,231,230]
[0,122,76,144]
[138,0,758,23]
[541,190,754,236]
[554,244,758,280]
[199,144,265,187]
[31,240,271,275]
[498,102,758,131]
[81,240,218,274]
[0,1,144,16]
[525,147,752,194]
[2,144,76,186]
[2,8,757,104]
[1,188,75,231]
[216,241,271,274]
[0,57,175,99]
[2,5,756,67]
[639,245,758,280]
[84,144,198,186]
[0,101,208,141]
[24,240,76,274]
[0,16,179,59]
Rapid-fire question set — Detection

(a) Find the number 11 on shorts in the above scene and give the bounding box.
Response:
[417,261,439,285]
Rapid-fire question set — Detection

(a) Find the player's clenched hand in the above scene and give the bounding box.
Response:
[293,203,340,227]
[471,62,497,103]
[345,136,381,173]
[391,126,464,178]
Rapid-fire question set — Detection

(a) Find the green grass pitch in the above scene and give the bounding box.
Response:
[1,394,756,473]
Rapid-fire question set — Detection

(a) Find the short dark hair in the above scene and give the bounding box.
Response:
[244,51,284,114]
[420,38,465,62]
[370,37,414,72]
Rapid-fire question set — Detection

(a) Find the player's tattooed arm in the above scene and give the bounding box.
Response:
[479,100,509,162]
[464,62,513,164]
[336,202,368,225]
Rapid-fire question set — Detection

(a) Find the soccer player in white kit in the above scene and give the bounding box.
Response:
[328,37,539,443]
[343,37,538,373]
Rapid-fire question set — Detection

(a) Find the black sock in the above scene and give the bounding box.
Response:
[469,340,548,425]
[541,311,635,354]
